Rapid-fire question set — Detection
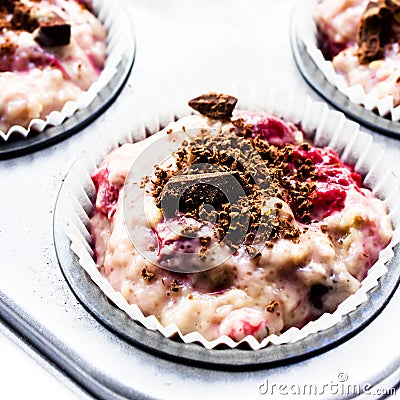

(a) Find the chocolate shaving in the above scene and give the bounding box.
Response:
[0,37,17,57]
[141,267,155,282]
[169,279,180,292]
[320,224,328,233]
[266,300,279,313]
[198,236,211,260]
[357,0,400,63]
[246,245,262,259]
[0,1,38,33]
[10,2,38,32]
[188,92,238,119]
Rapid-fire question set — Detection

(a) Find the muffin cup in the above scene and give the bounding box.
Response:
[0,0,132,141]
[297,0,400,121]
[62,87,400,350]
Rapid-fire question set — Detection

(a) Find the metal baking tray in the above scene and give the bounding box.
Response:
[1,0,399,398]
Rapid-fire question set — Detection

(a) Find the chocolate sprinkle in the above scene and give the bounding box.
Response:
[0,37,17,57]
[266,300,279,313]
[169,279,180,292]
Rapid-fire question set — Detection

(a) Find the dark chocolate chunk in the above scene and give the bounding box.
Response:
[188,92,238,119]
[357,0,400,63]
[357,3,385,63]
[160,171,240,217]
[35,15,71,47]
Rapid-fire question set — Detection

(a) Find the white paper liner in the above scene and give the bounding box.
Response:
[0,0,133,141]
[62,87,400,350]
[298,0,400,121]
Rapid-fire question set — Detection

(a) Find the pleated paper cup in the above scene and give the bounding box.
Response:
[61,87,400,350]
[1,0,133,141]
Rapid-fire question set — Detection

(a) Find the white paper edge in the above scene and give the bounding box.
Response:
[0,0,132,141]
[63,87,400,350]
[298,0,400,121]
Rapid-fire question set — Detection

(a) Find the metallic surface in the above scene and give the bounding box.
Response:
[1,0,399,398]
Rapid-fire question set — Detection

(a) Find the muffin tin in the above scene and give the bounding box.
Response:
[1,0,399,398]
[58,86,400,351]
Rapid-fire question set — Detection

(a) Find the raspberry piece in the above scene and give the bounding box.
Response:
[92,168,119,218]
